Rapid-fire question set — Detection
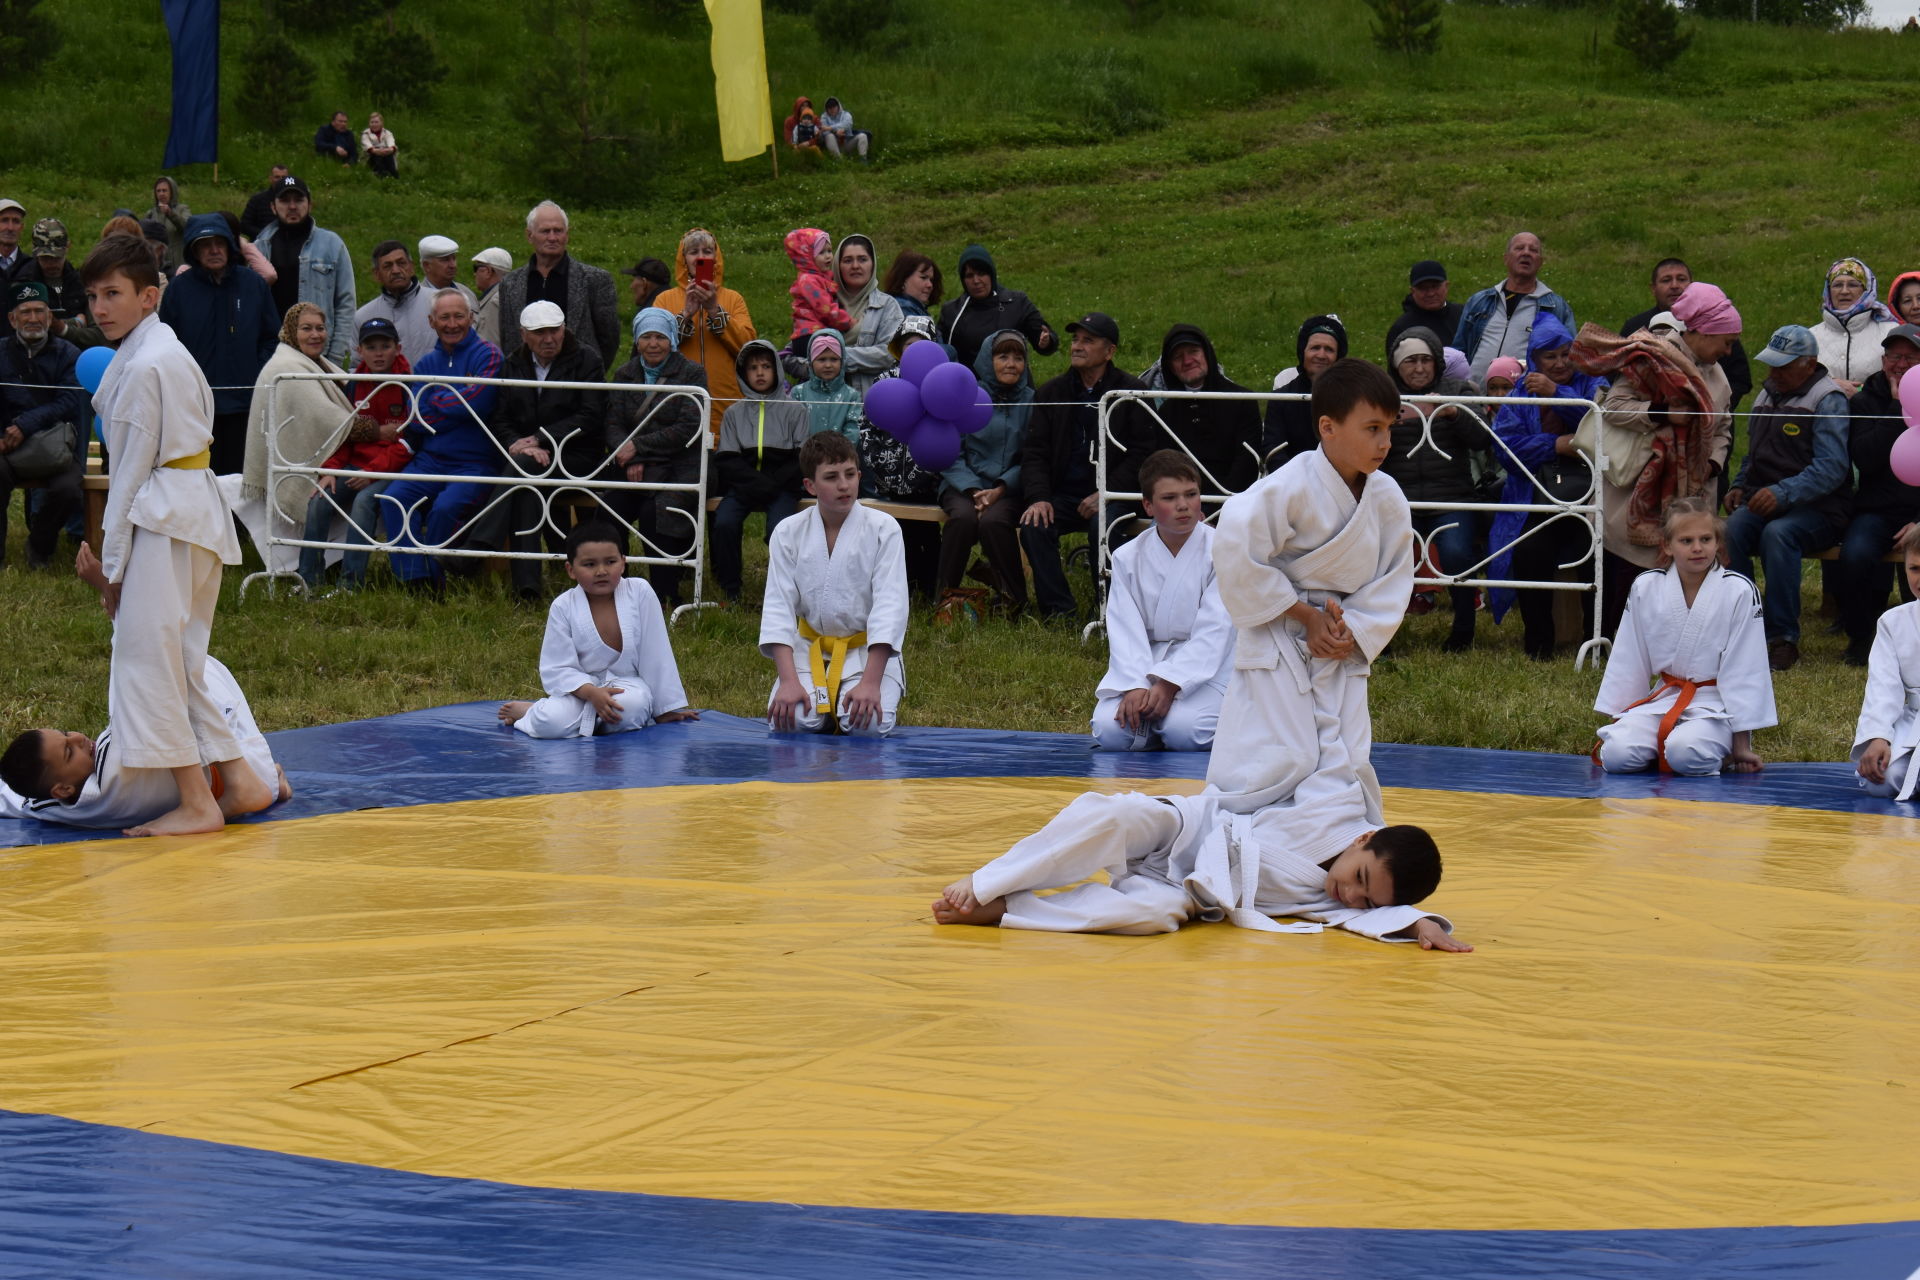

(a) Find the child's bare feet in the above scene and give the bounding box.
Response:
[932,877,1008,926]
[941,876,979,912]
[498,700,531,726]
[125,791,226,838]
[275,763,294,802]
[213,761,275,818]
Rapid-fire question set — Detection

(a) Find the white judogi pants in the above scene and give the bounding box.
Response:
[1595,715,1730,776]
[1090,687,1222,752]
[973,791,1194,935]
[110,528,242,770]
[514,680,657,739]
[1208,662,1381,823]
[1860,748,1918,798]
[768,671,901,738]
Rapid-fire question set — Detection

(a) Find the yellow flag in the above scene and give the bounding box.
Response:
[703,0,774,162]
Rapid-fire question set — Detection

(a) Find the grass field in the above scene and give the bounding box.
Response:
[1,0,1914,759]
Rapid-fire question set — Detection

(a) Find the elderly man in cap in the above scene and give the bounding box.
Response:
[622,257,672,313]
[0,198,26,281]
[354,240,435,364]
[473,300,608,600]
[1019,311,1144,622]
[1386,260,1463,352]
[0,280,87,568]
[497,200,619,371]
[419,234,475,307]
[1724,324,1854,670]
[254,175,357,366]
[4,219,100,347]
[605,305,709,604]
[159,213,281,475]
[1833,323,1920,664]
[471,246,512,348]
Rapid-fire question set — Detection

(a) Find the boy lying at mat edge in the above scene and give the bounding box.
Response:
[934,675,1468,951]
[499,521,700,738]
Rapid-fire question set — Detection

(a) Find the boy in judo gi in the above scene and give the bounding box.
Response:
[75,234,271,837]
[763,431,909,736]
[1092,449,1235,751]
[1854,525,1920,799]
[498,521,700,738]
[1205,358,1415,822]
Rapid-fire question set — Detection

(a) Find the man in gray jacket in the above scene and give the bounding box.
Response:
[496,200,619,368]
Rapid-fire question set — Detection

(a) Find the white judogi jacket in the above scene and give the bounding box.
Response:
[536,578,688,737]
[1098,522,1234,701]
[760,500,909,694]
[92,312,242,584]
[1854,601,1920,800]
[0,658,273,830]
[1596,565,1777,731]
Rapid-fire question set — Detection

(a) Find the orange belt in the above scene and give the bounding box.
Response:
[1593,672,1716,773]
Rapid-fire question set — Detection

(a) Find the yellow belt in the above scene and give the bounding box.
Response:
[797,619,866,718]
[163,448,212,470]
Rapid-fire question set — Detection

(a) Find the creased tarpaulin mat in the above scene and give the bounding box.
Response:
[4,777,1920,1259]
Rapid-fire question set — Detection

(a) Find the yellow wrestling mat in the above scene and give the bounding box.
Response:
[4,775,1918,1234]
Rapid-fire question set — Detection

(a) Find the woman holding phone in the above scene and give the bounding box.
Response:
[652,227,757,437]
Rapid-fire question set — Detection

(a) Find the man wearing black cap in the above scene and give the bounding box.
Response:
[1386,260,1462,352]
[6,219,101,347]
[253,175,357,366]
[1019,311,1142,621]
[0,280,87,568]
[622,257,672,312]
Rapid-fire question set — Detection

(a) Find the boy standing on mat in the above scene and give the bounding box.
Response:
[77,235,272,837]
[762,432,909,737]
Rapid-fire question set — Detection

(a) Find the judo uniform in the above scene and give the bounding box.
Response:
[93,313,245,771]
[514,578,690,739]
[1092,522,1235,751]
[1594,565,1776,776]
[1854,600,1920,799]
[760,500,909,736]
[0,658,275,830]
[1204,448,1414,820]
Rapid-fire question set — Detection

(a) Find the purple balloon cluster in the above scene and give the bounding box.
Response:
[862,341,993,472]
[1887,366,1920,486]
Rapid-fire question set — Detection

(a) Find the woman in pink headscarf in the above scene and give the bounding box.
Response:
[1593,281,1744,637]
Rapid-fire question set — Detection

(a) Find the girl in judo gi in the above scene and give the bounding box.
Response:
[1854,525,1920,798]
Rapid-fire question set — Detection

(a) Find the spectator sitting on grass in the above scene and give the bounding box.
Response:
[789,104,823,152]
[314,111,358,165]
[362,113,398,178]
[818,97,871,163]
[882,250,942,319]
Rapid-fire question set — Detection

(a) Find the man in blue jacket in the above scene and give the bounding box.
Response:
[253,176,357,367]
[159,214,279,475]
[379,289,505,589]
[0,281,87,568]
[1453,231,1577,384]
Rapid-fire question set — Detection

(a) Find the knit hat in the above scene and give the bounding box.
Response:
[1391,336,1432,369]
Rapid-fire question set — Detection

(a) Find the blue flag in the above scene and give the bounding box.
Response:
[162,0,220,168]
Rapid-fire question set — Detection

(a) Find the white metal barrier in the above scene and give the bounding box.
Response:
[242,370,718,624]
[1091,388,1612,669]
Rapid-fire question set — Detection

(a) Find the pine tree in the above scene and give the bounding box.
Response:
[1615,0,1693,72]
[1366,0,1443,56]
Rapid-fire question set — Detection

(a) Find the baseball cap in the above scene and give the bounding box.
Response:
[0,199,23,216]
[1409,259,1447,286]
[419,234,459,259]
[471,246,512,271]
[30,218,68,257]
[272,175,311,200]
[620,257,672,287]
[1883,323,1920,350]
[519,300,566,331]
[1756,324,1818,367]
[1065,311,1120,346]
[357,316,399,343]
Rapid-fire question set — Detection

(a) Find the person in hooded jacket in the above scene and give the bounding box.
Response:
[711,339,813,602]
[1888,270,1920,328]
[936,244,1057,368]
[1486,313,1608,660]
[1383,326,1494,652]
[1261,314,1348,469]
[1834,325,1920,664]
[939,330,1034,616]
[1385,261,1463,353]
[650,227,756,438]
[1116,323,1260,500]
[1814,257,1900,392]
[606,307,710,605]
[158,212,280,475]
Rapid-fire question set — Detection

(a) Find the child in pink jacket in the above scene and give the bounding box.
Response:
[784,227,852,345]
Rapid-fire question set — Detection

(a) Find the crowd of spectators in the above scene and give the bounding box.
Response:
[2,183,1917,671]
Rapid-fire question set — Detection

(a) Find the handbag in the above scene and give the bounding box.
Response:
[1535,447,1593,504]
[3,422,76,481]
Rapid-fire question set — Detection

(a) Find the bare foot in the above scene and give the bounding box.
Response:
[213,760,275,818]
[125,792,226,838]
[275,763,294,802]
[941,876,980,912]
[499,700,531,726]
[932,892,1008,927]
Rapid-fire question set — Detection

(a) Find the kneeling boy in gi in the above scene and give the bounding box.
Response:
[763,431,909,736]
[1854,526,1920,799]
[935,695,1467,950]
[78,236,269,837]
[1092,449,1235,751]
[499,521,699,738]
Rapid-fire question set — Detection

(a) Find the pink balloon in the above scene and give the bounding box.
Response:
[899,341,948,387]
[920,362,978,420]
[1891,428,1920,488]
[863,377,923,439]
[907,416,961,471]
[955,386,994,434]
[1901,365,1920,431]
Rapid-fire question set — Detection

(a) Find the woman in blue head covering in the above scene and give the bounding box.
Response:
[1485,313,1608,659]
[606,305,710,604]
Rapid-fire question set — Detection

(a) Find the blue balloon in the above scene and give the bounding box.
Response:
[899,340,948,387]
[76,346,114,394]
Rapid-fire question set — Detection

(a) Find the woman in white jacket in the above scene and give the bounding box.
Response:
[1813,257,1898,391]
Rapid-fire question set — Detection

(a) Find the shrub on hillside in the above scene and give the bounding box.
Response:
[1682,0,1864,27]
[345,18,450,107]
[235,27,317,132]
[815,0,894,43]
[512,0,662,204]
[1367,0,1443,55]
[277,0,382,32]
[1041,49,1165,139]
[0,0,58,77]
[1615,0,1692,71]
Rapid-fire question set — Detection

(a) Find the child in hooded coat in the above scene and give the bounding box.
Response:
[784,228,852,347]
[712,339,814,601]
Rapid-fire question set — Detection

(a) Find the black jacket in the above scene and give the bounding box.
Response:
[1385,295,1464,353]
[1261,314,1350,469]
[935,244,1058,368]
[0,331,86,438]
[1023,363,1142,505]
[239,187,277,239]
[1621,307,1753,410]
[606,348,709,465]
[495,335,608,480]
[1380,326,1492,503]
[1848,370,1919,521]
[1119,324,1260,496]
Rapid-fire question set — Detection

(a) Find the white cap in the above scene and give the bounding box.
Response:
[519,300,566,331]
[471,246,512,270]
[0,199,23,216]
[1648,310,1686,334]
[419,234,459,260]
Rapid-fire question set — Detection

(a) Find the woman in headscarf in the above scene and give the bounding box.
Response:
[1485,313,1608,660]
[241,302,360,583]
[832,233,904,395]
[1813,257,1899,391]
[1886,269,1920,328]
[606,306,710,605]
[650,227,756,437]
[937,330,1034,617]
[881,250,943,319]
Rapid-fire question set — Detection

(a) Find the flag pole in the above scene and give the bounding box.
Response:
[770,142,778,179]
